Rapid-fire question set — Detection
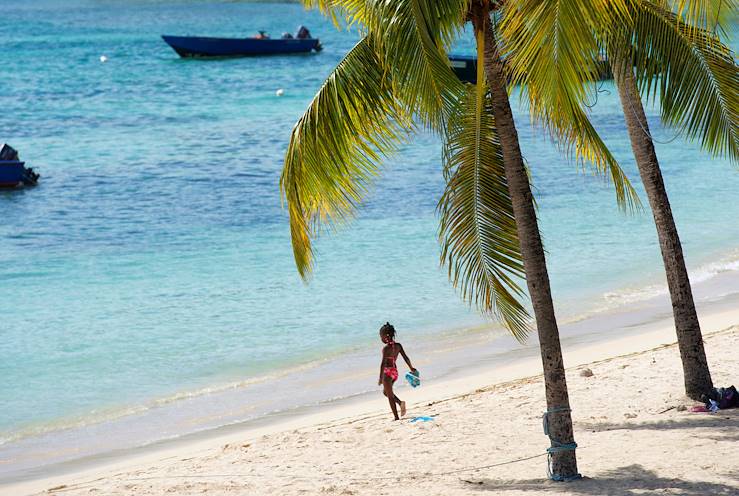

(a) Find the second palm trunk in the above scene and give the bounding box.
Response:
[611,54,713,400]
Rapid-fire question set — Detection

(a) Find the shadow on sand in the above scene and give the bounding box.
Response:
[576,410,739,442]
[462,464,738,495]
[461,413,739,495]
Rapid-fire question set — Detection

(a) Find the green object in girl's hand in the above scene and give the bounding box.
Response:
[405,369,420,388]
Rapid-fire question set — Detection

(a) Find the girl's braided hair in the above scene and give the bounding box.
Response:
[379,322,396,341]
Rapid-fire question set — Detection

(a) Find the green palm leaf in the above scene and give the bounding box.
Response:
[626,2,739,161]
[438,32,531,340]
[499,0,640,209]
[280,36,410,278]
[664,0,738,33]
[540,100,642,209]
[302,0,467,130]
[500,0,627,100]
[302,0,372,29]
[375,0,467,128]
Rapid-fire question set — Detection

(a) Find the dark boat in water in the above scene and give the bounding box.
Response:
[0,144,39,188]
[448,54,612,84]
[448,55,478,84]
[162,26,322,58]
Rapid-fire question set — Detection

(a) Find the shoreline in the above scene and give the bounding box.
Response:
[3,291,738,494]
[3,249,737,452]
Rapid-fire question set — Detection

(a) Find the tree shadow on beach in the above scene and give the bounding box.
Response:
[462,464,739,495]
[576,409,739,435]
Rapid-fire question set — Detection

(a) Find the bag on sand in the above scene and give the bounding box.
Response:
[719,386,739,409]
[701,385,739,410]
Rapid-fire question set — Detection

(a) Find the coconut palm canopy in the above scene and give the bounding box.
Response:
[620,1,738,160]
[280,0,738,340]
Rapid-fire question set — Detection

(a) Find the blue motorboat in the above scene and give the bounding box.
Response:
[162,26,322,58]
[0,144,39,188]
[448,55,478,84]
[448,54,612,84]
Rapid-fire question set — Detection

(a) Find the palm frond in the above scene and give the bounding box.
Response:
[280,36,410,278]
[665,0,738,33]
[301,0,371,29]
[303,0,468,130]
[438,32,531,340]
[368,0,468,129]
[499,0,640,210]
[500,0,628,100]
[535,96,642,210]
[627,2,739,161]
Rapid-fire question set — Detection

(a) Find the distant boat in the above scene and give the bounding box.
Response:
[0,144,39,188]
[162,26,322,58]
[448,54,613,84]
[448,55,478,84]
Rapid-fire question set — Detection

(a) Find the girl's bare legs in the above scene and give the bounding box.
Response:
[382,377,405,420]
[382,379,405,420]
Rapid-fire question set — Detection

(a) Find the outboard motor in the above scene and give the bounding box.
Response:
[22,167,39,186]
[296,25,311,39]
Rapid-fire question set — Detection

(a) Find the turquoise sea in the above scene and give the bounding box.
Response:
[1,0,737,479]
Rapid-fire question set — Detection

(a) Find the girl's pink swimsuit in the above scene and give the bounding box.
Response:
[383,342,399,381]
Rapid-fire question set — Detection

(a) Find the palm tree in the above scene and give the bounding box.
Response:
[468,0,649,476]
[281,0,642,480]
[493,0,737,401]
[467,4,577,478]
[605,3,738,399]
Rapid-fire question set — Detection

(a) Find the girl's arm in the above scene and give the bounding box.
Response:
[398,344,416,371]
[378,356,384,385]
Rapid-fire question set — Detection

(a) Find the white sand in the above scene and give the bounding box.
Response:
[7,314,739,495]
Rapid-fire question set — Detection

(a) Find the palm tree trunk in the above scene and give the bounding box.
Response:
[611,54,713,400]
[470,5,578,479]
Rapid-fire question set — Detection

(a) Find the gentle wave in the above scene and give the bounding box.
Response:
[602,250,739,307]
[0,356,333,447]
[542,248,739,328]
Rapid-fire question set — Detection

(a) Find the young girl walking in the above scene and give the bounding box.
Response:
[377,322,417,420]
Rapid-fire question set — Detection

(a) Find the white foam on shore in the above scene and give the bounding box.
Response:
[502,248,739,331]
[602,250,739,306]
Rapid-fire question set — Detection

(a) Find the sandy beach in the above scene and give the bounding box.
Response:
[5,305,738,496]
[3,1,738,494]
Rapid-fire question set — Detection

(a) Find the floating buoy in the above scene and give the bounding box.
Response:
[275,88,284,97]
[99,55,108,63]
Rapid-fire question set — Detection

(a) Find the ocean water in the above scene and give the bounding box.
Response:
[1,0,737,478]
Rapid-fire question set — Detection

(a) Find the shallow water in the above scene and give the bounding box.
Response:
[1,0,737,478]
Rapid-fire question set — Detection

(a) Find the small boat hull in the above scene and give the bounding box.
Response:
[448,54,613,84]
[448,55,478,84]
[0,161,39,188]
[161,35,321,58]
